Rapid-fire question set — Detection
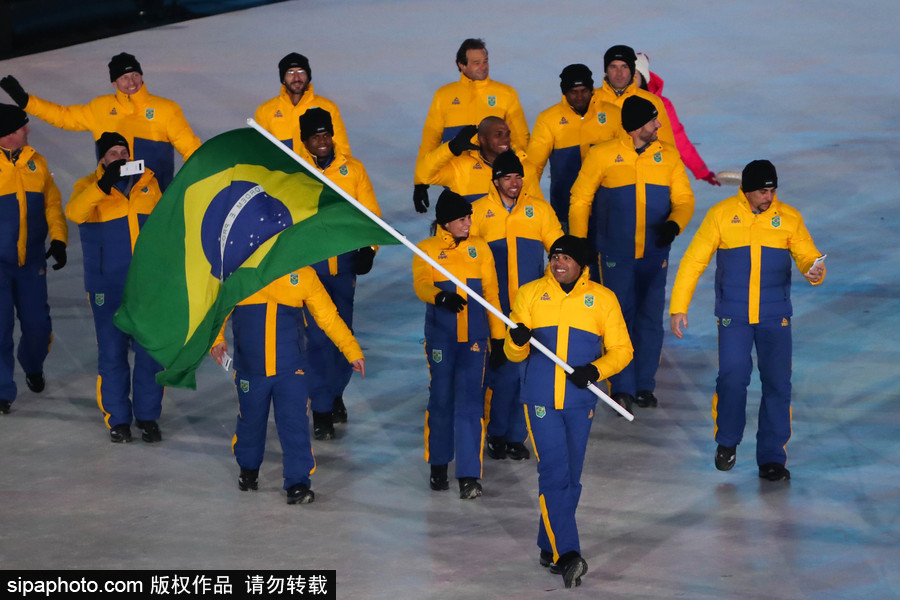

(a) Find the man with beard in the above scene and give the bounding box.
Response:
[255,52,352,154]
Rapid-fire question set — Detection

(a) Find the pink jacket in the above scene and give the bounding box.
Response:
[647,72,713,180]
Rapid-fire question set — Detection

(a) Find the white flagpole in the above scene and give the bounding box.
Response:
[246,119,633,421]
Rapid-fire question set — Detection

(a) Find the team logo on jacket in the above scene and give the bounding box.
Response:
[473,163,483,170]
[782,317,790,327]
[653,152,662,163]
[485,209,495,218]
[615,154,624,163]
[26,159,36,172]
[274,110,283,118]
[110,108,117,115]
[432,349,442,363]
[438,251,448,259]
[339,165,348,176]
[598,112,607,124]
[720,318,731,327]
[451,97,461,105]
[731,215,741,223]
[290,272,299,285]
[524,206,534,218]
[487,95,497,107]
[94,293,105,307]
[145,108,155,120]
[468,246,477,258]
[559,117,569,125]
[240,379,250,393]
[606,260,616,268]
[534,405,546,419]
[470,342,480,352]
[141,186,149,194]
[541,292,551,301]
[584,294,594,307]
[771,215,781,228]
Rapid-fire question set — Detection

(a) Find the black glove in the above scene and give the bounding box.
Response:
[97,159,126,194]
[656,220,680,248]
[447,125,479,156]
[435,291,467,313]
[45,240,67,271]
[509,322,532,347]
[354,246,376,275]
[413,184,430,213]
[567,364,600,389]
[489,338,507,369]
[0,76,29,109]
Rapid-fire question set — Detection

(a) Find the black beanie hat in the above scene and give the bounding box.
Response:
[299,107,334,141]
[279,52,312,82]
[559,63,594,93]
[96,131,129,158]
[621,95,658,132]
[549,235,591,268]
[492,150,524,179]
[604,45,637,74]
[741,160,778,192]
[108,53,142,82]
[435,189,472,225]
[0,103,28,137]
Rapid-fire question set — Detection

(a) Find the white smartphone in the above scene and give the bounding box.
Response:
[222,352,233,372]
[119,159,145,176]
[811,255,827,270]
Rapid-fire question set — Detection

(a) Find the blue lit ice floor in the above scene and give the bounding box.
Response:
[0,2,897,597]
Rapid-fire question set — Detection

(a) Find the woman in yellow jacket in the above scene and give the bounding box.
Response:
[412,190,504,499]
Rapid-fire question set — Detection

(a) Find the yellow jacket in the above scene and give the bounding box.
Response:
[25,85,200,189]
[505,268,633,409]
[470,186,563,312]
[413,227,505,342]
[670,191,824,324]
[0,146,66,266]
[415,143,542,204]
[569,129,694,259]
[254,84,352,155]
[592,80,676,148]
[215,268,362,377]
[415,73,529,184]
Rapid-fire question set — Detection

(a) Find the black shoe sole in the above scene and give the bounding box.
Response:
[562,557,588,588]
[313,429,335,440]
[286,490,315,504]
[430,478,449,491]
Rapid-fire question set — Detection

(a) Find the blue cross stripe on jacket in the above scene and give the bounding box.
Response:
[66,164,161,292]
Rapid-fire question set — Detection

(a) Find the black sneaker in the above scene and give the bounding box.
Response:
[715,445,736,471]
[238,468,259,491]
[759,463,791,481]
[486,435,507,460]
[109,424,133,443]
[506,441,530,461]
[0,401,10,414]
[332,396,348,424]
[430,464,449,491]
[557,551,588,588]
[459,477,482,500]
[25,372,45,393]
[312,411,335,440]
[136,420,162,443]
[539,550,562,575]
[286,483,315,504]
[612,393,634,416]
[635,390,659,408]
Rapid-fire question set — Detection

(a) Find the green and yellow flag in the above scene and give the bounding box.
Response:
[114,128,398,388]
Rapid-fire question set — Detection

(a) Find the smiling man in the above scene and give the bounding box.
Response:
[254,52,352,155]
[296,107,380,440]
[1,53,200,190]
[504,234,632,588]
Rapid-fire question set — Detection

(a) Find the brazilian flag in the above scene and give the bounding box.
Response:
[114,128,398,388]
